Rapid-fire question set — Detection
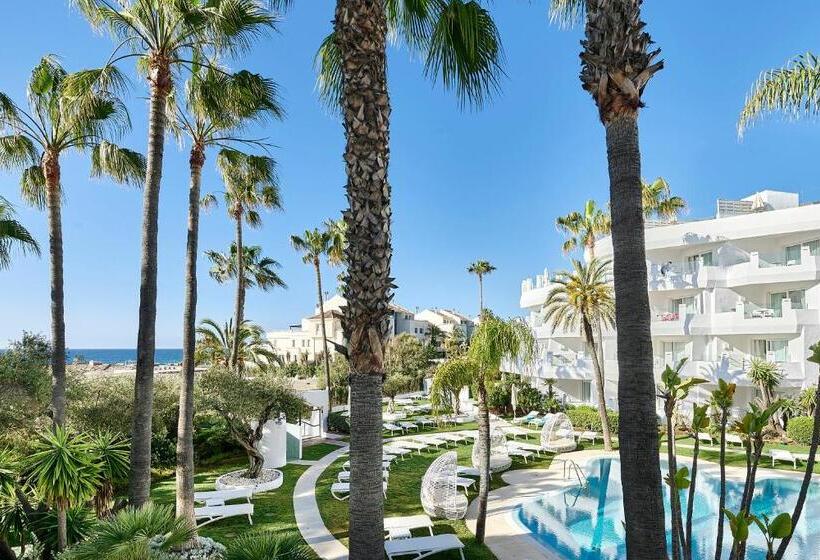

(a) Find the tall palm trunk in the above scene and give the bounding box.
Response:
[583,318,612,450]
[175,145,204,527]
[231,210,244,373]
[773,378,820,560]
[665,404,683,560]
[478,275,484,312]
[43,150,66,428]
[335,0,391,557]
[314,259,332,409]
[714,411,728,560]
[606,113,667,558]
[130,61,171,507]
[475,379,491,543]
[684,435,700,560]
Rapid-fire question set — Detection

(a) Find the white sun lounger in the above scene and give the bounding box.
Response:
[456,430,478,441]
[194,503,254,527]
[383,445,414,457]
[454,476,475,494]
[395,440,427,454]
[501,426,534,439]
[456,466,480,477]
[771,449,799,469]
[507,447,534,463]
[415,417,436,427]
[344,460,392,471]
[384,534,465,560]
[399,421,419,432]
[725,433,744,446]
[384,514,434,540]
[696,432,714,445]
[194,488,252,506]
[384,423,404,435]
[508,440,545,457]
[437,433,467,446]
[414,436,448,448]
[577,431,599,444]
[512,411,539,425]
[331,481,387,501]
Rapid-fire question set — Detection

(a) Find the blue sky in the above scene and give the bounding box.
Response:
[2,1,820,348]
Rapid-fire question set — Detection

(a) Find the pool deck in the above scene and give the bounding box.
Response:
[465,449,619,560]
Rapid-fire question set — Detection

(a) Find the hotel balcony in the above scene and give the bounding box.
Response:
[653,355,805,386]
[694,299,817,336]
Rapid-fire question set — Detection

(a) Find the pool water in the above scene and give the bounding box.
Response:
[516,458,819,560]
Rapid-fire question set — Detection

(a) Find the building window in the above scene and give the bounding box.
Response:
[769,289,805,314]
[670,296,696,314]
[581,381,591,403]
[662,341,688,365]
[752,339,788,363]
[805,240,820,256]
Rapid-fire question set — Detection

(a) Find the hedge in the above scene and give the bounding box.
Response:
[328,411,350,435]
[566,405,619,433]
[787,416,815,445]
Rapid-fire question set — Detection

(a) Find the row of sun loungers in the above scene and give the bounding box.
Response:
[193,488,254,527]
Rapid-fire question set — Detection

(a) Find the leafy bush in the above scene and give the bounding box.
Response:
[225,531,312,560]
[193,413,242,463]
[327,411,349,435]
[0,332,52,451]
[786,416,815,445]
[566,405,619,433]
[486,381,511,413]
[517,385,542,413]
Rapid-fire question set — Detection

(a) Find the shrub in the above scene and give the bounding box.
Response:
[516,385,542,413]
[0,332,52,451]
[327,411,349,435]
[193,413,242,463]
[486,381,511,413]
[566,405,619,433]
[786,416,815,445]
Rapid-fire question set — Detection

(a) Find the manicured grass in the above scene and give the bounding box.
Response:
[302,442,343,461]
[151,457,318,558]
[316,437,557,560]
[668,436,820,474]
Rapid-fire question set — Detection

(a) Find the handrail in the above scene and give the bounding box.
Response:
[562,459,588,488]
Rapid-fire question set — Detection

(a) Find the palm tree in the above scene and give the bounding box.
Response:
[549,0,667,555]
[467,260,496,313]
[291,227,338,409]
[747,358,784,432]
[0,56,143,429]
[323,1,503,555]
[195,318,278,372]
[467,311,534,543]
[710,379,736,560]
[0,196,40,270]
[71,0,275,507]
[213,149,281,373]
[169,64,283,526]
[542,258,615,450]
[25,427,99,552]
[555,199,610,260]
[642,177,686,223]
[63,504,194,560]
[89,431,130,520]
[207,244,287,293]
[738,52,820,136]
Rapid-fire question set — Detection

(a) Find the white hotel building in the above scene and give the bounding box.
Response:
[517,190,820,412]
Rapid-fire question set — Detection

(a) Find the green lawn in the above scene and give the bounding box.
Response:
[302,442,343,461]
[315,439,557,560]
[666,436,820,474]
[151,457,318,558]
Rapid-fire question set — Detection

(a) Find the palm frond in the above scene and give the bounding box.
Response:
[548,0,585,29]
[90,141,145,186]
[0,135,39,169]
[0,195,41,269]
[739,52,820,136]
[314,32,343,112]
[20,165,47,210]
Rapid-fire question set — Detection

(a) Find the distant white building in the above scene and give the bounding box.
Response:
[516,190,820,414]
[267,295,473,363]
[415,308,477,339]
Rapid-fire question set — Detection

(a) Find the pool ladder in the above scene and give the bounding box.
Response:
[562,459,588,488]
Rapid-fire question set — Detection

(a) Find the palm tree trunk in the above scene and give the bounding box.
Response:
[42,151,66,428]
[478,275,484,313]
[335,0,391,556]
[0,540,16,560]
[606,113,667,558]
[475,378,491,543]
[684,436,700,560]
[715,412,728,560]
[314,259,333,410]
[583,318,612,450]
[231,212,244,373]
[773,378,820,559]
[56,504,67,552]
[130,63,171,507]
[665,407,683,560]
[175,145,204,527]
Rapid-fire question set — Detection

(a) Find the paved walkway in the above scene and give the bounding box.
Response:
[464,449,617,560]
[293,445,350,560]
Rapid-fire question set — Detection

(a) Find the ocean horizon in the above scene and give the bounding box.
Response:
[66,348,183,365]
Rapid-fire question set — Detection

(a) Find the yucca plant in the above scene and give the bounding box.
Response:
[63,504,195,560]
[25,427,99,552]
[225,532,312,560]
[69,0,276,507]
[0,56,143,430]
[88,432,129,519]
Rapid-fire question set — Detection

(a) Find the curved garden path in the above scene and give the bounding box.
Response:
[293,444,350,560]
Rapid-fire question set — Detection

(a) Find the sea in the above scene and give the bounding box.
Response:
[66,348,183,365]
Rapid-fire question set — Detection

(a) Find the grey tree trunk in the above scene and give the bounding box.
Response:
[335,0,391,556]
[56,505,67,552]
[714,412,728,560]
[475,380,491,543]
[231,212,244,373]
[43,152,66,428]
[130,65,171,507]
[665,407,683,560]
[583,317,612,450]
[773,378,820,559]
[175,146,204,527]
[684,436,700,560]
[478,275,484,313]
[314,259,333,409]
[605,113,667,559]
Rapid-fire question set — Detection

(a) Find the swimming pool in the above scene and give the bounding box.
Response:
[516,457,819,559]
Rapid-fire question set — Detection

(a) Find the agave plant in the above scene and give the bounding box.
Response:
[225,532,312,560]
[63,504,194,560]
